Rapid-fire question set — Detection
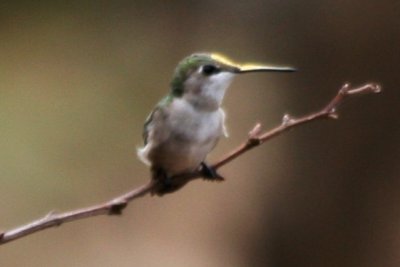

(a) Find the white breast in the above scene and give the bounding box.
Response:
[138,98,227,175]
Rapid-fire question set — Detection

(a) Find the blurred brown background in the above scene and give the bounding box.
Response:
[0,1,398,266]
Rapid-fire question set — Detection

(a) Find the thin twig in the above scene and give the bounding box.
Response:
[212,83,381,169]
[0,83,381,245]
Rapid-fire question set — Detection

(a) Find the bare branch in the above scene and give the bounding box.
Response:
[0,181,156,244]
[0,83,381,245]
[211,83,381,169]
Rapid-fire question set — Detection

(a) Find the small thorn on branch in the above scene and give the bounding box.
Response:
[328,113,339,119]
[328,108,339,119]
[339,83,351,94]
[248,123,262,139]
[45,210,56,220]
[282,114,294,126]
[247,123,262,146]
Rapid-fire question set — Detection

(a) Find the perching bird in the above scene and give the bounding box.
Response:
[138,53,295,195]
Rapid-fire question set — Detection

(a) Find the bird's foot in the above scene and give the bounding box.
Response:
[151,168,187,196]
[152,168,174,196]
[200,162,225,181]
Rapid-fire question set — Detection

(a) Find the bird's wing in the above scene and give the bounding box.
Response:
[219,108,229,137]
[142,107,158,145]
[142,95,172,145]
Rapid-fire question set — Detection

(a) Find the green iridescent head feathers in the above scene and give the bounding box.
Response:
[170,53,229,97]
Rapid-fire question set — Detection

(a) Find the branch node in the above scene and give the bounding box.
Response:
[282,114,294,126]
[246,123,263,147]
[371,84,382,93]
[247,137,261,147]
[45,210,56,220]
[339,83,351,94]
[248,123,262,139]
[44,211,62,226]
[108,201,128,215]
[328,112,339,119]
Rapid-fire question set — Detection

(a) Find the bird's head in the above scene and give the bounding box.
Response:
[170,53,295,110]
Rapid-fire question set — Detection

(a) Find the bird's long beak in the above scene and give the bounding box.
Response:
[236,64,296,73]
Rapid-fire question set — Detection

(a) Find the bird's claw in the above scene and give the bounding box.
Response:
[200,162,225,181]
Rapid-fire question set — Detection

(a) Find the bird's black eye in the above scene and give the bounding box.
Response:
[202,64,220,76]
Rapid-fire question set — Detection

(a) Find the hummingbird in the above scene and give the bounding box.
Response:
[138,53,295,196]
